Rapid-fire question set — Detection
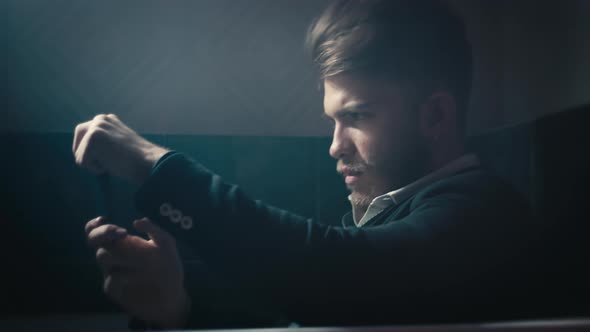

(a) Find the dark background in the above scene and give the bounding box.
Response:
[1,0,589,330]
[2,0,590,136]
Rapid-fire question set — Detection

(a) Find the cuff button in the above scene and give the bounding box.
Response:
[180,216,193,230]
[170,209,183,223]
[159,203,172,217]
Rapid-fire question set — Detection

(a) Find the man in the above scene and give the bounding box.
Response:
[75,0,532,329]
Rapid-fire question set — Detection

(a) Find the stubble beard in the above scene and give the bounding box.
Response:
[344,162,384,218]
[348,187,378,218]
[346,146,429,218]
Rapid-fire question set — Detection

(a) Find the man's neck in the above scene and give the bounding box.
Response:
[352,204,369,224]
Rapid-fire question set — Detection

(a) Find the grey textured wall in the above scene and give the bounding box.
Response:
[2,0,589,136]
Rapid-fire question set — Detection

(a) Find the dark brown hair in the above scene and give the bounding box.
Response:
[306,0,472,129]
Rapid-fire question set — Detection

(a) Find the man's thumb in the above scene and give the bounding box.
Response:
[133,218,173,247]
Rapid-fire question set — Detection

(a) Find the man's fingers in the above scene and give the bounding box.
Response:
[133,218,174,248]
[87,224,128,248]
[73,115,116,174]
[75,126,108,174]
[85,216,106,236]
[73,122,89,154]
[103,269,148,306]
[103,271,130,304]
[95,247,129,274]
[106,113,120,122]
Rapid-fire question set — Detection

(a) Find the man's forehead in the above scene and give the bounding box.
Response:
[324,75,375,98]
[323,74,402,112]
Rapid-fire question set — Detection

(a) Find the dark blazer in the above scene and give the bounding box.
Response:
[133,151,534,328]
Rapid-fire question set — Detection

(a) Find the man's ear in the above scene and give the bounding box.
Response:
[418,91,457,142]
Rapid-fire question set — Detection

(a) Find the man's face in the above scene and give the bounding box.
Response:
[323,74,428,212]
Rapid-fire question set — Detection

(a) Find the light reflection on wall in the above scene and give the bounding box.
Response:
[1,0,589,136]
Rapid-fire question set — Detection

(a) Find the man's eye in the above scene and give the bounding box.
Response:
[345,112,369,121]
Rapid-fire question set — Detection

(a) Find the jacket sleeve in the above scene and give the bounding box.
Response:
[134,152,505,326]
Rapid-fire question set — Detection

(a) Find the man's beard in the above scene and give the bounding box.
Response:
[348,188,377,217]
[338,158,378,217]
[340,141,429,218]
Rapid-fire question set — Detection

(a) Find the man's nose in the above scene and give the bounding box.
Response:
[329,125,354,160]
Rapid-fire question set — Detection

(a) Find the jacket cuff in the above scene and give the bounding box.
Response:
[134,151,227,242]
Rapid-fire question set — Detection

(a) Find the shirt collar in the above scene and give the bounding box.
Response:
[349,154,480,227]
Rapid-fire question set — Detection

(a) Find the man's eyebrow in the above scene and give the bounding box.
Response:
[323,102,377,121]
[327,102,376,118]
[340,102,376,112]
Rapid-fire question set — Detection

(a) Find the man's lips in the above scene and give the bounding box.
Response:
[339,167,363,185]
[345,174,360,185]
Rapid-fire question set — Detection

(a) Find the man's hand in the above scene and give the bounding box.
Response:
[73,114,170,184]
[85,216,190,329]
